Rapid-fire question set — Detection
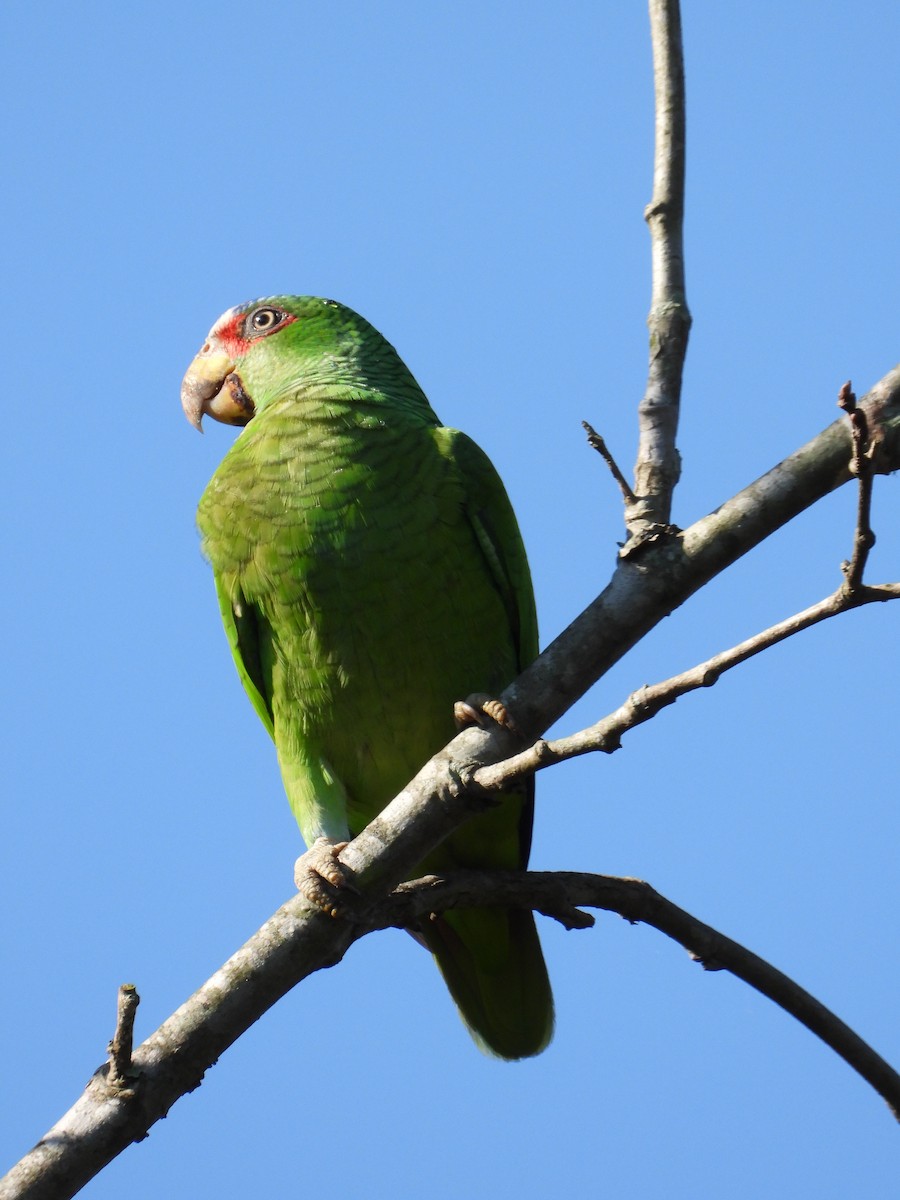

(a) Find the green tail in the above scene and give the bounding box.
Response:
[421,908,554,1060]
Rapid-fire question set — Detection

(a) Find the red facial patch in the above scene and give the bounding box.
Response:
[208,306,297,358]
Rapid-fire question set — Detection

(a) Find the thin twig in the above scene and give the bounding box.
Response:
[375,870,900,1121]
[476,581,900,792]
[106,985,140,1092]
[631,0,691,536]
[838,380,876,593]
[582,421,638,505]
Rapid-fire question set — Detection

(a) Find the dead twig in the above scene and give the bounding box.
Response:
[838,380,876,593]
[582,420,637,506]
[106,984,140,1092]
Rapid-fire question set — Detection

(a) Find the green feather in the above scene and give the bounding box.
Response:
[191,296,553,1057]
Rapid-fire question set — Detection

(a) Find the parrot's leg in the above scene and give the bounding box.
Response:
[280,746,360,915]
[293,837,358,918]
[454,692,521,737]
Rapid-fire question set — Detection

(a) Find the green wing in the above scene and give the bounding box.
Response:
[424,427,552,1059]
[211,557,353,846]
[436,427,538,663]
[214,575,275,740]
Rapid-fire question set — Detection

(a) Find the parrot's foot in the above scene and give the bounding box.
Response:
[454,692,521,737]
[294,837,356,918]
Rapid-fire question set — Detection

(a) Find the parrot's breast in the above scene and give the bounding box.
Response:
[198,408,516,829]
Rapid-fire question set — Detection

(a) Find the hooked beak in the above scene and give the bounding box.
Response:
[180,345,256,431]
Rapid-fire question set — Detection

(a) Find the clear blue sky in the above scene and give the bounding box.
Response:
[3,3,899,1195]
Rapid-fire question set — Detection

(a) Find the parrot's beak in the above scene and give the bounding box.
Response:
[180,346,256,431]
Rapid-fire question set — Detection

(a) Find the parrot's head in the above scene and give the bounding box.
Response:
[181,295,429,430]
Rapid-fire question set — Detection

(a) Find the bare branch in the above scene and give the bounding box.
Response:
[582,420,637,506]
[106,985,140,1093]
[503,365,900,743]
[8,856,899,1200]
[5,365,900,1199]
[477,383,900,793]
[837,380,877,593]
[631,0,691,536]
[0,897,365,1200]
[475,583,900,792]
[377,871,900,1121]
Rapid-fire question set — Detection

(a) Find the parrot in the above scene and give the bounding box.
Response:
[181,295,553,1059]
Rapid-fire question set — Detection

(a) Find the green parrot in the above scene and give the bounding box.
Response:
[181,295,553,1059]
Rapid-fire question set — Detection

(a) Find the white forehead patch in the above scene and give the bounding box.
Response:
[208,304,241,339]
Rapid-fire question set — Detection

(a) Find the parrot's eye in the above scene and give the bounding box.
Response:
[246,306,286,336]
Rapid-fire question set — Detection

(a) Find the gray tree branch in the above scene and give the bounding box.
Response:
[631,0,691,535]
[4,365,900,1200]
[501,365,900,745]
[377,871,900,1120]
[475,405,900,791]
[5,0,900,1191]
[474,578,900,792]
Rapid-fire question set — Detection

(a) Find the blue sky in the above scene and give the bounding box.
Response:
[3,3,900,1195]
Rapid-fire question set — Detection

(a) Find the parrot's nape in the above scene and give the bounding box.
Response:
[182,296,553,1059]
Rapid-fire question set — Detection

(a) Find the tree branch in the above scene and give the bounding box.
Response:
[377,871,900,1121]
[478,374,900,792]
[5,366,900,1199]
[837,380,877,593]
[0,898,364,1200]
[631,0,691,536]
[501,365,900,745]
[582,420,638,506]
[106,985,140,1093]
[476,408,900,794]
[8,0,900,1180]
[474,581,900,790]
